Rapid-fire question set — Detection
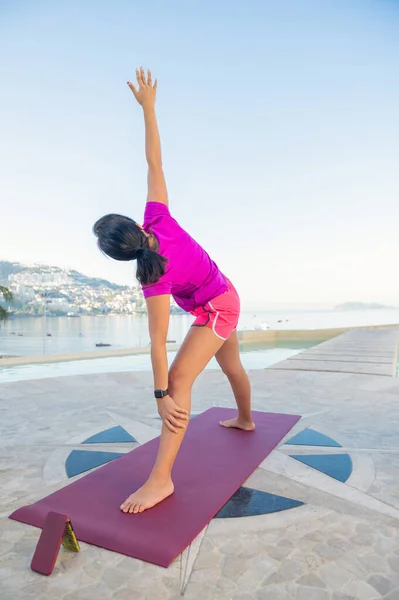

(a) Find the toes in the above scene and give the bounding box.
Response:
[121,496,143,514]
[121,498,132,512]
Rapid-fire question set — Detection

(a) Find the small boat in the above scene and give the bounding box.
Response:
[166,339,176,344]
[46,333,52,337]
[17,333,23,337]
[95,342,111,347]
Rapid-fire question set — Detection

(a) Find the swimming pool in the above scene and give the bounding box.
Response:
[0,344,309,383]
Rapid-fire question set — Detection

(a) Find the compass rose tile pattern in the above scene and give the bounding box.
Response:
[2,326,399,599]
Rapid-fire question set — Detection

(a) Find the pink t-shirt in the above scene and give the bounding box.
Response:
[142,202,228,312]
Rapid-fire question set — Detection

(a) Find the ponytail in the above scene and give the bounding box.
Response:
[92,213,167,285]
[136,249,167,286]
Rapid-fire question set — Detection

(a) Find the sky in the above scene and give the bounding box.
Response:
[0,0,398,310]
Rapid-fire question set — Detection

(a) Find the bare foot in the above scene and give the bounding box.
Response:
[120,478,174,514]
[219,418,255,431]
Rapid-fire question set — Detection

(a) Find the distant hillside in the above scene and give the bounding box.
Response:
[0,261,124,290]
[0,260,184,317]
[0,261,25,280]
[334,302,394,310]
[67,269,123,290]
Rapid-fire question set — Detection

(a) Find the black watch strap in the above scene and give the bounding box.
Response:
[154,389,169,399]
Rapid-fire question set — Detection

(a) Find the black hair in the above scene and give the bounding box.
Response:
[92,213,167,286]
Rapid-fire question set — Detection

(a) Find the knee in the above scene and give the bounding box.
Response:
[168,364,193,394]
[220,361,244,380]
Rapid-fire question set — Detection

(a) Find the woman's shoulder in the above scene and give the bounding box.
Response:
[144,201,170,220]
[143,202,172,229]
[144,202,187,236]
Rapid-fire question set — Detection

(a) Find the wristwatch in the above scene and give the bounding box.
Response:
[154,389,169,399]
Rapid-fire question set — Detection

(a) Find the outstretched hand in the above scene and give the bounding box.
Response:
[127,67,157,110]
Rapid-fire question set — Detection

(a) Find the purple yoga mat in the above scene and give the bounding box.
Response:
[10,407,300,567]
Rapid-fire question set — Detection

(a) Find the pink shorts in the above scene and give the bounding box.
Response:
[190,279,240,341]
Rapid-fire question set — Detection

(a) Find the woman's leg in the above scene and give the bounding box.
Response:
[121,325,224,514]
[216,331,255,430]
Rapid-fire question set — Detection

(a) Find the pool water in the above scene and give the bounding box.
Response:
[0,345,308,383]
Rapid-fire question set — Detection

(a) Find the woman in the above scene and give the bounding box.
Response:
[93,68,254,514]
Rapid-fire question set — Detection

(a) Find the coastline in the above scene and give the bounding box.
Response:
[1,322,398,368]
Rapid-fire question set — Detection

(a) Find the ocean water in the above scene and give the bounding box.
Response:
[0,308,398,358]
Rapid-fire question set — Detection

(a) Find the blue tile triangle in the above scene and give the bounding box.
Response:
[285,428,341,447]
[290,454,352,482]
[215,487,304,518]
[65,450,124,478]
[82,425,136,444]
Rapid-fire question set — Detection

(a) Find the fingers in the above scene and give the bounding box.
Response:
[139,66,147,86]
[172,410,188,421]
[127,81,138,98]
[147,70,157,90]
[169,406,189,424]
[136,67,147,87]
[169,415,186,429]
[163,414,187,433]
[133,67,156,88]
[158,398,189,433]
[163,418,178,434]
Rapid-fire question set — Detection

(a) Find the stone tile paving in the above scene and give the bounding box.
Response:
[2,509,399,599]
[1,328,399,599]
[368,453,399,510]
[270,328,399,377]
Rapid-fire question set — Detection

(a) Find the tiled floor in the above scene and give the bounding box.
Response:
[1,328,399,599]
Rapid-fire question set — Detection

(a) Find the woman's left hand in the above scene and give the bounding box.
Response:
[127,67,157,110]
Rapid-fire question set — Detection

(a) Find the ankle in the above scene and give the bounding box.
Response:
[238,415,253,425]
[149,470,173,484]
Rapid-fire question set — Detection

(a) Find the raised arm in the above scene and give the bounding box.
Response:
[128,68,168,206]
